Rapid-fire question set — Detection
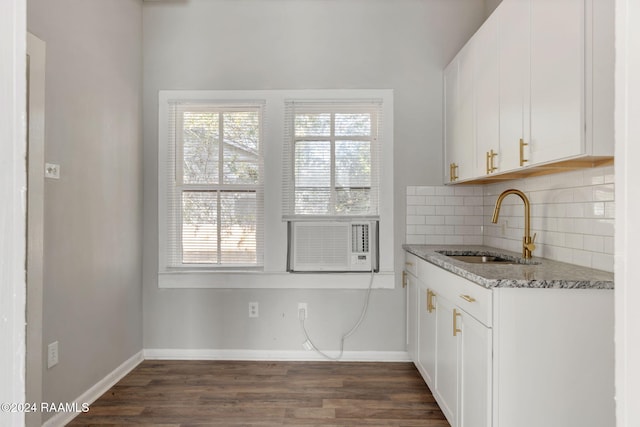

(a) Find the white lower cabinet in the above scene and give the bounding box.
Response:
[405,251,614,427]
[433,294,460,425]
[459,309,492,427]
[417,280,436,386]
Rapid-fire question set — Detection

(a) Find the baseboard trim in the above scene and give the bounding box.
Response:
[143,348,410,362]
[42,350,144,427]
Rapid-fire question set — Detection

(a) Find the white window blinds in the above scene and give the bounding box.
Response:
[164,100,264,269]
[282,100,383,218]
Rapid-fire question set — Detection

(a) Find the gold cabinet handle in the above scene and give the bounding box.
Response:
[405,261,414,267]
[489,149,498,173]
[402,271,407,288]
[486,151,491,175]
[427,289,435,313]
[449,163,459,182]
[519,138,529,166]
[459,294,476,303]
[453,308,462,336]
[486,150,498,174]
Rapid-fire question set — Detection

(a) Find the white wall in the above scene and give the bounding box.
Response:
[27,0,143,417]
[142,0,486,355]
[615,0,640,425]
[0,0,27,425]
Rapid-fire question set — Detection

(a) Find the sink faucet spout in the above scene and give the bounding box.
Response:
[491,189,536,259]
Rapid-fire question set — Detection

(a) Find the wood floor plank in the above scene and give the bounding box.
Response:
[68,360,450,427]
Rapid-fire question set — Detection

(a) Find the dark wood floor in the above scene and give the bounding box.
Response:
[67,360,450,426]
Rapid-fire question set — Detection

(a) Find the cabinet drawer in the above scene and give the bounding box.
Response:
[404,252,419,276]
[419,260,493,327]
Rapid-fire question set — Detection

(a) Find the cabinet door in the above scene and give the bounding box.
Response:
[529,0,584,164]
[418,285,436,388]
[405,271,419,363]
[444,44,475,183]
[434,294,459,426]
[459,311,492,427]
[498,0,530,171]
[474,12,500,176]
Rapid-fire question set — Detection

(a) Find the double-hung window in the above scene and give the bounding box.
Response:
[161,100,264,270]
[159,90,393,288]
[282,100,382,218]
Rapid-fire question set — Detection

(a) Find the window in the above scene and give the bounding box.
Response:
[162,100,264,270]
[158,90,394,289]
[282,100,382,218]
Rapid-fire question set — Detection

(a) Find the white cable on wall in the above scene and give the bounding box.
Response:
[298,269,376,361]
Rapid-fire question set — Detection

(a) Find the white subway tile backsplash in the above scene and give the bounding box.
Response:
[406,166,615,272]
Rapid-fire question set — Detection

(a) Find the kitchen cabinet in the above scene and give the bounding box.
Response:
[474,12,503,177]
[444,42,475,182]
[433,293,459,425]
[404,250,613,427]
[417,279,436,389]
[459,308,492,427]
[404,253,419,363]
[444,0,614,183]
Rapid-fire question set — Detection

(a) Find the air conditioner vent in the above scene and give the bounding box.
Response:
[352,223,369,253]
[288,220,378,272]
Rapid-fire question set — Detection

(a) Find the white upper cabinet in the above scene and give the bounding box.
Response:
[497,0,530,171]
[528,0,584,165]
[474,12,502,176]
[444,42,475,183]
[444,0,613,183]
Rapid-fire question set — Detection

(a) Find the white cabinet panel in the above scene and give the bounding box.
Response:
[405,269,419,363]
[418,283,436,387]
[445,44,475,183]
[474,13,501,176]
[434,294,459,425]
[497,0,530,171]
[529,0,584,165]
[459,310,492,427]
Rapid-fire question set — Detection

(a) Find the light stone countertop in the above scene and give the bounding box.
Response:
[402,244,614,289]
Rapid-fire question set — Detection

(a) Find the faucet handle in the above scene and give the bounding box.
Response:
[525,233,537,253]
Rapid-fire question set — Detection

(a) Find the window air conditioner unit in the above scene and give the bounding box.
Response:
[287,220,379,272]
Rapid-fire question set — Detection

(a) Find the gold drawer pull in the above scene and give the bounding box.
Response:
[405,261,414,267]
[459,294,476,303]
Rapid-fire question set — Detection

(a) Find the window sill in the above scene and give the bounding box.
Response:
[158,271,395,289]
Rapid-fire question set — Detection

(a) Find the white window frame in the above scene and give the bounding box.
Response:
[158,90,395,289]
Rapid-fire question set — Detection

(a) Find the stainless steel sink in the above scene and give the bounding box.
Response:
[445,254,516,264]
[436,250,540,265]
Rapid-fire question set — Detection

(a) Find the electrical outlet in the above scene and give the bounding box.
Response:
[298,303,308,320]
[47,341,59,368]
[249,302,259,318]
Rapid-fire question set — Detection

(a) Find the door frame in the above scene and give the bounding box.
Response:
[26,32,45,427]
